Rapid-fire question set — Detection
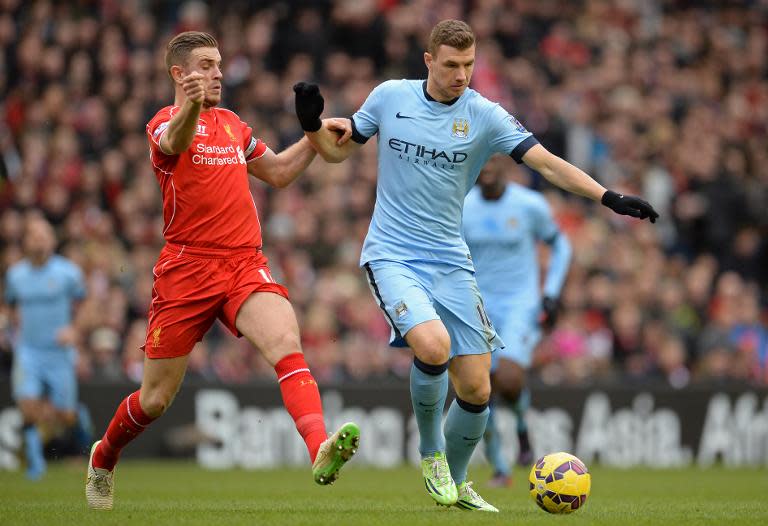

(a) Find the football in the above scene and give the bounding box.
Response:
[528,452,591,514]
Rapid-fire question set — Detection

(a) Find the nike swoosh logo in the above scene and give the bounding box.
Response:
[418,401,439,407]
[396,112,414,119]
[462,435,483,442]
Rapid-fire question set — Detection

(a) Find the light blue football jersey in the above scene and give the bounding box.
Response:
[462,183,569,309]
[352,80,538,269]
[4,255,86,351]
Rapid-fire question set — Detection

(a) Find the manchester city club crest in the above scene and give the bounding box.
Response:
[451,118,470,139]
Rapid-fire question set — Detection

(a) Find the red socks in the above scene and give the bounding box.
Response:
[93,390,156,471]
[92,356,326,469]
[275,353,327,463]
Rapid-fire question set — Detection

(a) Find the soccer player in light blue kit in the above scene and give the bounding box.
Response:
[4,216,88,479]
[294,20,657,511]
[463,157,572,487]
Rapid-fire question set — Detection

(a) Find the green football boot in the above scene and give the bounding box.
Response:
[454,481,499,512]
[421,451,458,506]
[312,422,360,485]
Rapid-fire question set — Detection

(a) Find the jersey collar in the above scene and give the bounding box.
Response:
[422,81,460,106]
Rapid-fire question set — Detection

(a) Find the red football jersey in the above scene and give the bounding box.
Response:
[146,106,268,249]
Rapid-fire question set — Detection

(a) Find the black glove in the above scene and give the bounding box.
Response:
[539,296,560,330]
[293,82,323,132]
[601,190,659,223]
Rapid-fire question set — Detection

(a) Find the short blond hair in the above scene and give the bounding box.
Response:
[428,20,475,55]
[165,31,218,75]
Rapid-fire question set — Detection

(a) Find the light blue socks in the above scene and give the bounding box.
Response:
[23,424,46,480]
[483,404,509,476]
[445,398,489,484]
[514,387,531,434]
[410,358,449,457]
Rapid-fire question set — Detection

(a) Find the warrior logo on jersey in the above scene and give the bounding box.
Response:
[223,123,238,143]
[196,124,208,136]
[452,118,470,139]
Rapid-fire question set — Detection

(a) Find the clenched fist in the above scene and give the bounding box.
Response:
[182,72,205,104]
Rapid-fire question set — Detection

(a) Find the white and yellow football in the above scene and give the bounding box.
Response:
[528,452,591,514]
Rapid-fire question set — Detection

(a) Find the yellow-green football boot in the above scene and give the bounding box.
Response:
[421,451,458,506]
[454,481,499,512]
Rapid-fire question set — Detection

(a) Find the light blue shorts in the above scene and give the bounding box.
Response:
[363,260,504,357]
[12,347,78,410]
[485,298,541,370]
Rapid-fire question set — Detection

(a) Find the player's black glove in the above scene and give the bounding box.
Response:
[539,296,560,330]
[293,82,324,132]
[601,190,659,223]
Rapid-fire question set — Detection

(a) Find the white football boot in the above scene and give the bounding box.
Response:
[85,441,115,510]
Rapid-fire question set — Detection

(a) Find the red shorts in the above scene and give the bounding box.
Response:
[143,243,289,358]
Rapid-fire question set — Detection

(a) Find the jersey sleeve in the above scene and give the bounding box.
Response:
[68,263,86,301]
[230,113,268,162]
[530,195,560,243]
[242,129,268,162]
[532,196,572,299]
[486,104,539,163]
[351,81,391,144]
[146,107,173,152]
[4,269,17,305]
[146,106,179,173]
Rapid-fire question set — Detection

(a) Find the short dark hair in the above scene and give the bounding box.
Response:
[428,20,475,55]
[165,31,218,75]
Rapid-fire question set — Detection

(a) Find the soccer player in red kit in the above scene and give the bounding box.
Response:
[85,32,359,510]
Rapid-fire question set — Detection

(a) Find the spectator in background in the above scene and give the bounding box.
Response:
[0,0,765,387]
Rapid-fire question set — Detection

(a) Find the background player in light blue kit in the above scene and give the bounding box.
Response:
[4,215,89,479]
[463,157,572,487]
[294,19,658,511]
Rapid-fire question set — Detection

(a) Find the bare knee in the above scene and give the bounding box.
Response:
[408,325,451,365]
[58,410,77,427]
[262,330,302,366]
[139,388,176,418]
[454,375,491,406]
[18,400,43,424]
[416,339,450,365]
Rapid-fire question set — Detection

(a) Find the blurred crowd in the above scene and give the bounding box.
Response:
[0,0,766,388]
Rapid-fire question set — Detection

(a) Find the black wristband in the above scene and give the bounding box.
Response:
[601,190,620,206]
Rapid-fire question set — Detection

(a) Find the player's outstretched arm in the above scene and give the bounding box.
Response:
[160,73,205,155]
[246,137,317,188]
[522,144,659,222]
[293,82,360,163]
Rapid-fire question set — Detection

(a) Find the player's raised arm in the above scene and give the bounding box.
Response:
[293,82,361,163]
[159,73,206,155]
[521,144,659,222]
[246,137,317,188]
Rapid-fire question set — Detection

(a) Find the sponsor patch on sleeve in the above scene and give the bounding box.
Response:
[507,115,528,133]
[153,121,170,139]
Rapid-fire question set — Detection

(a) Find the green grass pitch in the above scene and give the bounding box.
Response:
[1,461,766,525]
